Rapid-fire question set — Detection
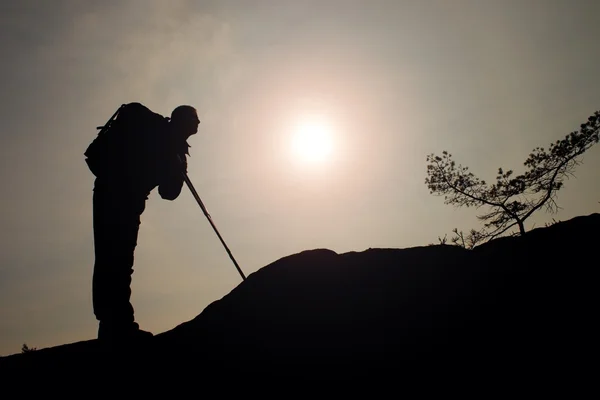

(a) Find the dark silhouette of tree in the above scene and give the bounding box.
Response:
[426,110,599,245]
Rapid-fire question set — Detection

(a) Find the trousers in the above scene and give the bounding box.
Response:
[92,178,148,327]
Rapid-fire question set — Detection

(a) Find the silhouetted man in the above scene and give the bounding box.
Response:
[85,103,200,344]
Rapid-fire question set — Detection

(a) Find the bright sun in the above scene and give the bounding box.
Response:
[291,117,334,163]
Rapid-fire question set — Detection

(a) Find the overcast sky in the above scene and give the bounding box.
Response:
[1,0,598,355]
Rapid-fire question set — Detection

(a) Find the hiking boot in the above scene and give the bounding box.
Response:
[98,321,153,346]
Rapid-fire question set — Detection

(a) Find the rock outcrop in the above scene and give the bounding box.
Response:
[3,213,597,378]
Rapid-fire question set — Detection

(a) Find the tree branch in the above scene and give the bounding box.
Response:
[430,158,512,213]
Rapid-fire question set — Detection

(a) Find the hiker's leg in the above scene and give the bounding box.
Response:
[92,181,145,332]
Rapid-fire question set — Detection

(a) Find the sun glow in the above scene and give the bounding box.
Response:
[291,117,334,164]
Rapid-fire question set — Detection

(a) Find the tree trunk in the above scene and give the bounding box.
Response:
[517,219,526,235]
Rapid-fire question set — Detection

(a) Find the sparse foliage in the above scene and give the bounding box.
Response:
[449,227,489,249]
[435,227,492,249]
[436,234,448,245]
[544,218,562,227]
[21,343,37,353]
[426,110,600,246]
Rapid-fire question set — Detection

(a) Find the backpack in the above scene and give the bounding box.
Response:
[84,102,169,177]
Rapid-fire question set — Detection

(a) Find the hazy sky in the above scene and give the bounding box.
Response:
[1,0,598,355]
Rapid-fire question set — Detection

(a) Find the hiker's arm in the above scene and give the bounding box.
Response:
[158,153,186,201]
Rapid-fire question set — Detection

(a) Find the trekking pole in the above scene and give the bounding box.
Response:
[178,159,246,281]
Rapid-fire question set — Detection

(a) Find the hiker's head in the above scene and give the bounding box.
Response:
[170,105,200,138]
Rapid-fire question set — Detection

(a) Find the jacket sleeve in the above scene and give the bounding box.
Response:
[158,149,187,201]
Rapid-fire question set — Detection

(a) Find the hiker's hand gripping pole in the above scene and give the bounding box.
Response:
[177,157,246,281]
